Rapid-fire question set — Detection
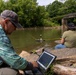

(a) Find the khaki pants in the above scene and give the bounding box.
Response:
[0,68,20,75]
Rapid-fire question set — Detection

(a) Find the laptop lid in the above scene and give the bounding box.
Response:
[37,51,56,70]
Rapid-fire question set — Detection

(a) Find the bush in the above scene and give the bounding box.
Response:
[43,19,59,27]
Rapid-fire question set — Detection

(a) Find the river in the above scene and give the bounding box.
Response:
[9,28,61,54]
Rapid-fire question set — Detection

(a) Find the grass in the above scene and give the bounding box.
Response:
[45,65,54,75]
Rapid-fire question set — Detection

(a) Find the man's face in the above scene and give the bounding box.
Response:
[4,19,16,35]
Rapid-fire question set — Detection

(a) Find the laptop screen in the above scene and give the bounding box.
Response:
[37,51,56,70]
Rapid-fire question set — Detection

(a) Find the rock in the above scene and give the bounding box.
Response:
[19,48,76,75]
[54,40,61,44]
[19,50,30,58]
[51,48,76,75]
[19,50,39,61]
[19,48,76,63]
[50,48,76,60]
[53,64,76,75]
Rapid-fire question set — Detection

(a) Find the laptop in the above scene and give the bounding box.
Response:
[25,50,56,75]
[37,50,56,72]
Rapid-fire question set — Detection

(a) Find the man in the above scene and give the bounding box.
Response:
[0,10,38,75]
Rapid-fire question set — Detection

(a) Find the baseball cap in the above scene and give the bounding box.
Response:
[0,10,23,28]
[67,22,75,28]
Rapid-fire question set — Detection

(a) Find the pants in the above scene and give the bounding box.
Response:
[55,44,66,49]
[0,67,20,75]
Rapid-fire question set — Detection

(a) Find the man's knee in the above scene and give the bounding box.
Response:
[0,68,19,75]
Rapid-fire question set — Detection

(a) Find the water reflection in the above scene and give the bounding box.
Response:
[9,28,61,54]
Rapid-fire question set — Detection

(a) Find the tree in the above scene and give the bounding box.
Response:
[58,0,76,15]
[0,0,6,13]
[32,6,49,27]
[4,0,38,27]
[46,0,63,18]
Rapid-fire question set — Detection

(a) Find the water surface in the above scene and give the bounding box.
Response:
[9,28,61,54]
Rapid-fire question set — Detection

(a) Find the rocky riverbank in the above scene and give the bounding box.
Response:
[19,47,76,75]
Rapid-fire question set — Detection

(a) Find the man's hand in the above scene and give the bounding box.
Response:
[31,61,38,68]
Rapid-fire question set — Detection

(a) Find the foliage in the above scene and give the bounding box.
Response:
[73,18,76,25]
[43,19,59,27]
[0,0,76,27]
[46,0,63,17]
[3,0,49,27]
[45,65,54,75]
[0,0,6,12]
[59,0,76,15]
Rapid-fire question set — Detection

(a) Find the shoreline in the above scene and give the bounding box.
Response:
[16,26,61,30]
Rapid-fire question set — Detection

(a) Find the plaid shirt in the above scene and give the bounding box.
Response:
[0,25,28,70]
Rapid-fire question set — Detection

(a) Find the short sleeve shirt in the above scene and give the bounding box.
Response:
[0,25,28,70]
[62,30,76,48]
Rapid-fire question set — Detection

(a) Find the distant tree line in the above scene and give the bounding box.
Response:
[0,0,76,27]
